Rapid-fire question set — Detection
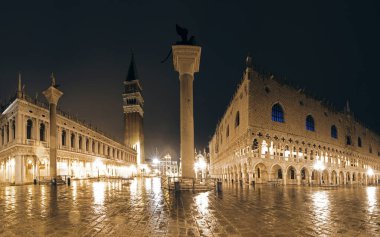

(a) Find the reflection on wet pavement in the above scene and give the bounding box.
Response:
[0,178,379,236]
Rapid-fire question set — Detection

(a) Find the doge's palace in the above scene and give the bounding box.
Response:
[209,56,380,186]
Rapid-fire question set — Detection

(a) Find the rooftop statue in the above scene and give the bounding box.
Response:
[161,24,197,63]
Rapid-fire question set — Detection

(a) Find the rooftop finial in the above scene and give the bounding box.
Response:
[246,53,252,68]
[50,72,56,86]
[18,72,22,91]
[345,99,351,113]
[245,53,253,74]
[17,72,23,98]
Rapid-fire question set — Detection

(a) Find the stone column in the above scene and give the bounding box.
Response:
[42,75,63,182]
[172,45,201,178]
[14,155,24,185]
[296,173,301,185]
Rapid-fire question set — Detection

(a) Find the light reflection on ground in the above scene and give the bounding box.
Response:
[0,178,378,236]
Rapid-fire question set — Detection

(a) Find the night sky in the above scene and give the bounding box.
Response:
[1,0,380,160]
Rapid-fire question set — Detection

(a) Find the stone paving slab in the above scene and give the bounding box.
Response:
[0,178,379,236]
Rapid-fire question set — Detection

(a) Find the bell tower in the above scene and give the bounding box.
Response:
[123,52,144,165]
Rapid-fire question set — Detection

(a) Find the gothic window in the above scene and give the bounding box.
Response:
[346,136,352,145]
[79,136,82,150]
[62,130,66,146]
[1,128,4,144]
[92,141,95,152]
[306,115,315,131]
[39,123,45,141]
[27,119,33,139]
[331,125,338,139]
[358,137,362,147]
[12,120,15,139]
[369,145,372,154]
[226,125,229,138]
[235,111,240,127]
[71,133,75,148]
[257,168,261,178]
[271,103,284,123]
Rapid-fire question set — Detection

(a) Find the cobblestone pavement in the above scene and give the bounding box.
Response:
[0,178,379,237]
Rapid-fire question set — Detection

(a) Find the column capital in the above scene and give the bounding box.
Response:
[172,45,201,76]
[42,86,63,105]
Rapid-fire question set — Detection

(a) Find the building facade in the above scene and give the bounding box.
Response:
[209,56,380,186]
[123,53,145,168]
[157,154,179,177]
[0,77,137,185]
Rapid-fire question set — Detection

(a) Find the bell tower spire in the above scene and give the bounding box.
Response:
[123,51,145,167]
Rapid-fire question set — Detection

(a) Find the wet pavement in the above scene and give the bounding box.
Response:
[0,178,379,237]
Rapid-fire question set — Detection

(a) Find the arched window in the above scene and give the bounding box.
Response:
[62,130,66,146]
[27,119,33,139]
[71,133,75,148]
[79,136,82,150]
[226,125,229,138]
[346,136,352,145]
[306,115,315,131]
[331,125,338,139]
[271,103,284,123]
[369,145,372,153]
[257,168,261,178]
[12,120,15,139]
[92,141,95,152]
[86,138,89,151]
[358,137,362,147]
[39,123,45,141]
[235,111,240,127]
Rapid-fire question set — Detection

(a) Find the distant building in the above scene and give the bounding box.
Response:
[157,154,179,177]
[194,149,210,179]
[209,56,380,185]
[0,60,140,184]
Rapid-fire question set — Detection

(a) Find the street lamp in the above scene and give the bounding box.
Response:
[313,160,325,186]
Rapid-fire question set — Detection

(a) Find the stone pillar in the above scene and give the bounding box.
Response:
[42,75,63,182]
[296,173,301,185]
[16,112,23,144]
[14,155,24,185]
[328,171,332,185]
[172,45,201,178]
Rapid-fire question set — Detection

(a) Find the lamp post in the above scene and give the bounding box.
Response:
[313,160,325,186]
